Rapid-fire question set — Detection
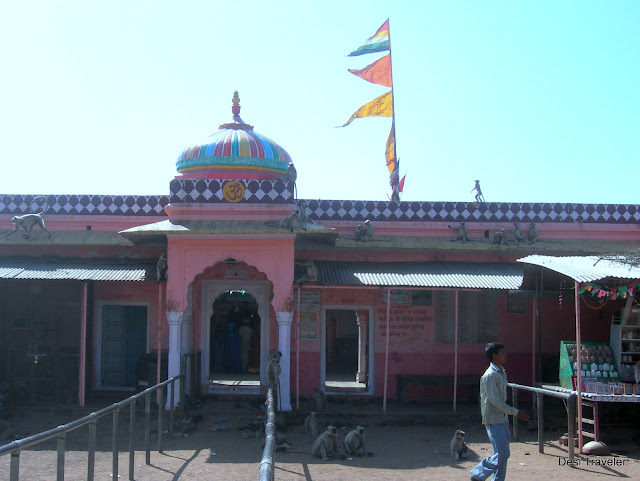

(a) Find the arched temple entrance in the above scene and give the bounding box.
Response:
[197,261,273,394]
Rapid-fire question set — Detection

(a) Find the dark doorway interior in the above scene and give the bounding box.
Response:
[209,290,260,381]
[325,309,361,384]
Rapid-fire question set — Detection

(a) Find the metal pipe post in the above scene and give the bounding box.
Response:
[112,407,119,479]
[512,388,519,441]
[145,393,151,464]
[537,393,544,453]
[129,401,135,481]
[87,419,97,481]
[56,433,66,481]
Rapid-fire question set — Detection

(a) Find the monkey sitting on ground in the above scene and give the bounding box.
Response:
[7,213,52,239]
[450,429,468,462]
[304,412,320,437]
[313,386,327,412]
[343,426,372,457]
[311,426,343,461]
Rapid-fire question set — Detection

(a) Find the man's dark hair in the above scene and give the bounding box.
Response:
[485,342,505,362]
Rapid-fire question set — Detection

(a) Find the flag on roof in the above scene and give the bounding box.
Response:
[349,54,392,87]
[340,91,393,127]
[396,174,406,193]
[385,124,395,173]
[348,19,390,57]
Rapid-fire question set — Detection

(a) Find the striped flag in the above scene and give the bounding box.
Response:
[348,19,390,57]
[349,54,392,87]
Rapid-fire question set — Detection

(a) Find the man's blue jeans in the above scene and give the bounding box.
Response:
[470,423,510,481]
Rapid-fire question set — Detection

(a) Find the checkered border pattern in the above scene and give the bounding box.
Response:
[169,179,294,204]
[301,200,640,224]
[2,193,639,224]
[0,194,169,216]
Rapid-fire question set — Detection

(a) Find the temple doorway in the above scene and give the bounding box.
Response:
[322,308,372,392]
[209,290,260,383]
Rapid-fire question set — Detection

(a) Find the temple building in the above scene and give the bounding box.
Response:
[1,92,639,410]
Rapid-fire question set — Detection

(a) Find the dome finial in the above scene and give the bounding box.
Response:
[232,91,243,123]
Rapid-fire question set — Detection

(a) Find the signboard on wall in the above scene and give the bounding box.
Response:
[298,312,318,339]
[381,289,410,305]
[293,290,321,312]
[376,305,434,352]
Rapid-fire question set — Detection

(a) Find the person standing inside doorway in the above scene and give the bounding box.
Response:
[470,343,529,481]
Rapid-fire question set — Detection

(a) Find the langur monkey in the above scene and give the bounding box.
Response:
[304,412,320,437]
[343,426,371,457]
[7,196,52,240]
[267,351,282,410]
[313,386,327,412]
[279,208,305,232]
[527,222,539,243]
[156,254,168,281]
[354,220,374,242]
[311,426,342,460]
[450,429,468,461]
[491,228,506,245]
[297,202,315,225]
[448,222,468,243]
[512,222,526,244]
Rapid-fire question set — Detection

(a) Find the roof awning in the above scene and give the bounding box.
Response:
[314,261,524,289]
[0,258,157,281]
[517,255,640,283]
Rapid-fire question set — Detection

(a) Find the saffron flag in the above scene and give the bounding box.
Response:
[385,125,395,173]
[348,19,390,57]
[341,91,393,127]
[349,54,392,87]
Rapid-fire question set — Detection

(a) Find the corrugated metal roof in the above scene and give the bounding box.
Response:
[314,261,524,289]
[517,255,640,283]
[0,258,157,281]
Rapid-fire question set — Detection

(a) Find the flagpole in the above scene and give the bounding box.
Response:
[387,18,399,200]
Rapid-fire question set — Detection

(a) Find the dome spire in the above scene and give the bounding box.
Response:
[220,91,253,130]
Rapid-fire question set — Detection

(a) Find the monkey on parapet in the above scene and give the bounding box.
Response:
[448,222,467,243]
[471,180,485,203]
[512,222,526,245]
[7,197,52,240]
[279,208,305,232]
[354,220,374,242]
[343,426,371,457]
[297,202,315,225]
[527,222,539,243]
[490,228,507,246]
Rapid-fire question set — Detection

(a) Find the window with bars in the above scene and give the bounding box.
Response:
[434,290,498,344]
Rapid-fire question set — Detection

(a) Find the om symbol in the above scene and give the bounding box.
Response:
[222,181,245,203]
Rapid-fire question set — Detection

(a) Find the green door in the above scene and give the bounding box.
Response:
[101,306,147,388]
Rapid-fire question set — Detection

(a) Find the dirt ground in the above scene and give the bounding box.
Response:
[1,400,640,481]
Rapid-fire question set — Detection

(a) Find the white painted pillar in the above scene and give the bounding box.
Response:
[181,312,192,397]
[276,311,293,411]
[166,311,183,409]
[356,313,368,383]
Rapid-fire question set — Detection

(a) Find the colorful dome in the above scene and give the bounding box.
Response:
[176,92,292,180]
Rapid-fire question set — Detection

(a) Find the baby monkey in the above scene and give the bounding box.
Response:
[304,412,320,437]
[343,426,371,457]
[450,429,468,462]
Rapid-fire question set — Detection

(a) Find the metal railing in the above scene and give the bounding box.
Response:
[0,375,184,481]
[508,382,577,461]
[259,387,276,481]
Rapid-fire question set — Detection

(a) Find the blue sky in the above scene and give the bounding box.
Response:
[1,1,638,204]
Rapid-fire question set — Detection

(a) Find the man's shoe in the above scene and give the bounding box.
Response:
[470,476,482,481]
